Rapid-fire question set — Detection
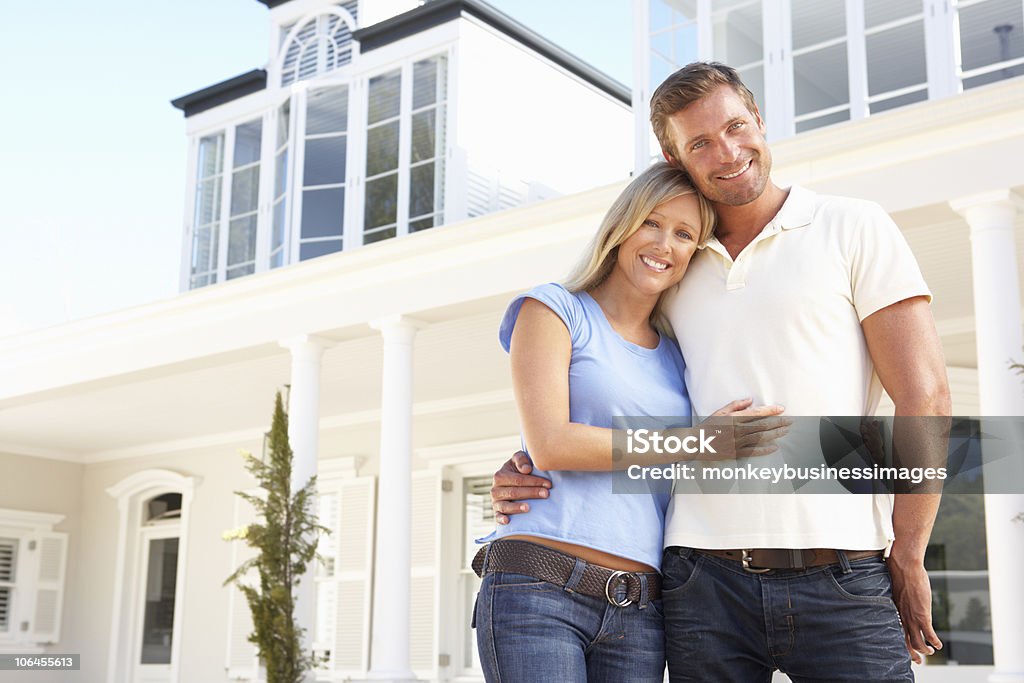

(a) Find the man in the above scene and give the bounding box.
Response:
[491,62,951,681]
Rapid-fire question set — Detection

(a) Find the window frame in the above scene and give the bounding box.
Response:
[130,520,181,681]
[105,471,198,683]
[181,41,455,290]
[635,0,1024,151]
[354,48,452,249]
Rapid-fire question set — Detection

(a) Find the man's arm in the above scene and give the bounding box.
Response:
[862,295,952,664]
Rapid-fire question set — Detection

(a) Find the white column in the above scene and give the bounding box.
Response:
[280,334,329,681]
[951,191,1024,683]
[362,316,424,683]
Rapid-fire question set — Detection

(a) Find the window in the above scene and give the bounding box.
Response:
[408,56,447,233]
[791,0,851,132]
[137,494,182,668]
[188,117,270,289]
[0,509,68,652]
[957,0,1024,90]
[649,0,698,88]
[364,55,448,245]
[185,52,450,288]
[639,0,1024,145]
[227,120,262,280]
[271,100,292,269]
[864,0,928,114]
[190,134,224,289]
[280,2,359,87]
[924,418,993,666]
[299,86,349,260]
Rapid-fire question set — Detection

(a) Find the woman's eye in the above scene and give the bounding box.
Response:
[676,231,693,240]
[644,219,659,228]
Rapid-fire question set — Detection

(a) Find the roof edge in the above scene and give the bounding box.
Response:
[353,0,630,105]
[171,69,268,118]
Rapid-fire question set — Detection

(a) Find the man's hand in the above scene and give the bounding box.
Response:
[491,451,550,525]
[888,544,943,664]
[700,399,789,460]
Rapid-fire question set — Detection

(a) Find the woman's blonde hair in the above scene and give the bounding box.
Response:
[564,162,715,333]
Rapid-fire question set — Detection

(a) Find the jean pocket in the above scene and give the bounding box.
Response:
[492,571,556,591]
[827,558,894,604]
[661,550,704,595]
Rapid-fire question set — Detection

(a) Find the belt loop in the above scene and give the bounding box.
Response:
[836,549,853,574]
[677,546,694,560]
[637,573,649,610]
[564,557,586,593]
[481,543,493,575]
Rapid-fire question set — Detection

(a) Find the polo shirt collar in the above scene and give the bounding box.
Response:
[699,185,815,253]
[771,185,815,232]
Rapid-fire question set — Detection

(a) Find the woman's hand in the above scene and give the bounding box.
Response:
[698,398,790,460]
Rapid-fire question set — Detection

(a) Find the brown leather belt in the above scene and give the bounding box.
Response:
[694,547,884,573]
[473,540,661,606]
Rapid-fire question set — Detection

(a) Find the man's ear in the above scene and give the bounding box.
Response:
[662,150,680,168]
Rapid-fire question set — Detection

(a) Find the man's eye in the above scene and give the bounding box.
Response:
[729,122,744,131]
[692,141,706,151]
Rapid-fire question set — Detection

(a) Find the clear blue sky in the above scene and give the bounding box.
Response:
[0,1,631,336]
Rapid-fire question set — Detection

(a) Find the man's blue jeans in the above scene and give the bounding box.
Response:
[662,547,913,682]
[474,571,666,682]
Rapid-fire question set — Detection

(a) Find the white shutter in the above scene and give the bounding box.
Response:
[0,537,15,634]
[331,476,375,677]
[410,469,441,678]
[226,496,261,681]
[29,532,67,644]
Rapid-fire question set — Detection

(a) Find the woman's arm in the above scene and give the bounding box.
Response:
[510,298,615,471]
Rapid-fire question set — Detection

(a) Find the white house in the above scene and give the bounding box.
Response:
[0,0,1022,682]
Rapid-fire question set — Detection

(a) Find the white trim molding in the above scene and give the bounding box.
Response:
[105,470,199,683]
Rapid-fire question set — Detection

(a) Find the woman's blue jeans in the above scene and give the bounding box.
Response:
[474,571,666,682]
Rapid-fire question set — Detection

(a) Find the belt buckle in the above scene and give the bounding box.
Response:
[604,570,634,607]
[741,550,772,574]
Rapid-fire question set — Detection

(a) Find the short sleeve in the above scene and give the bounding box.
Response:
[499,283,584,352]
[850,202,932,321]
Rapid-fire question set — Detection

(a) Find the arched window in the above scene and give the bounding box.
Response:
[280,2,359,87]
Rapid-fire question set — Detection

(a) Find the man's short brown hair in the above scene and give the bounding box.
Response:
[650,62,760,161]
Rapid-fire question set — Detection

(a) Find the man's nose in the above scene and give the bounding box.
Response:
[718,138,741,164]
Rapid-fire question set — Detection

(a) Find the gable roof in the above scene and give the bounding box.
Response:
[173,0,628,117]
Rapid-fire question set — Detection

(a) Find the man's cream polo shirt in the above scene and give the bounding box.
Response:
[661,185,931,550]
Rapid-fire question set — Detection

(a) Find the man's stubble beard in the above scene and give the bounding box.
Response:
[687,149,773,208]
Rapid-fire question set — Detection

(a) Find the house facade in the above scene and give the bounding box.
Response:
[0,0,1022,682]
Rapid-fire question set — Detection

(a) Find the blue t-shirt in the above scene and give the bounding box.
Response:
[480,283,691,570]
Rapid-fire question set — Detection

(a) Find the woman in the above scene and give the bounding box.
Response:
[474,163,784,682]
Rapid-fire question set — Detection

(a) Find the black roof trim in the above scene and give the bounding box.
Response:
[353,0,630,105]
[171,69,268,118]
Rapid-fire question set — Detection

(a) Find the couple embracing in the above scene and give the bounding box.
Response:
[473,62,951,682]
